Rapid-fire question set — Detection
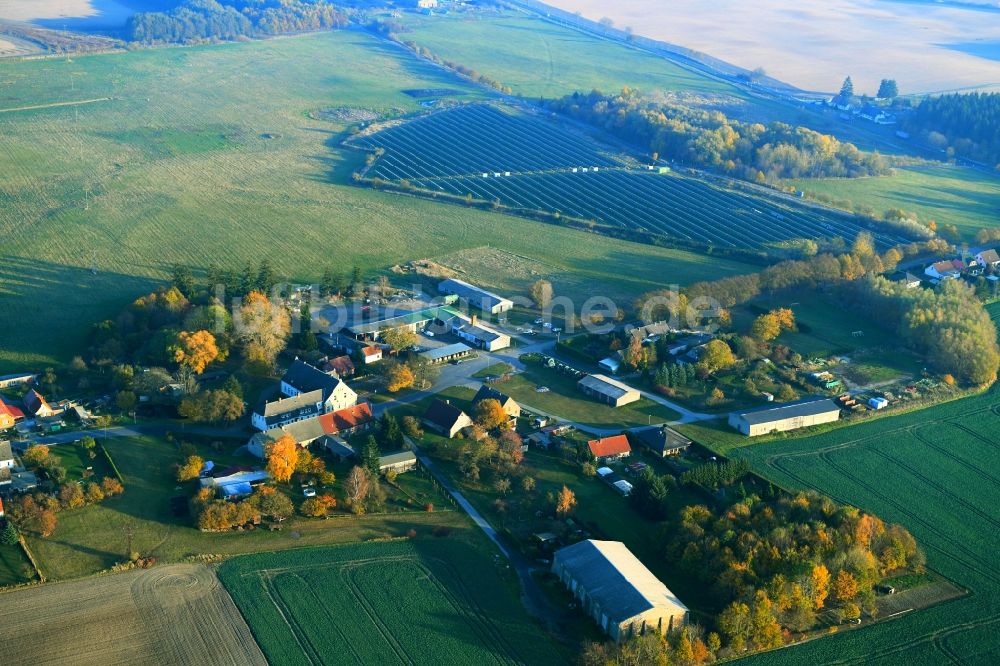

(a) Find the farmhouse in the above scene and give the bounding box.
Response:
[323,355,356,377]
[423,399,473,438]
[251,389,325,431]
[472,385,521,420]
[23,389,58,418]
[452,318,511,351]
[577,374,641,407]
[361,346,383,364]
[280,359,357,412]
[630,425,692,457]
[728,397,841,436]
[0,373,35,389]
[319,402,374,437]
[438,278,513,315]
[248,416,325,458]
[0,398,24,430]
[420,342,474,364]
[975,249,1000,270]
[588,435,631,461]
[552,540,689,640]
[345,305,463,341]
[378,450,418,474]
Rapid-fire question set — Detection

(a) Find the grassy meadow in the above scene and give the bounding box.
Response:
[0,30,757,372]
[791,165,1000,242]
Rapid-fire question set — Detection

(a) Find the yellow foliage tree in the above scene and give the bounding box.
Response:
[810,564,831,609]
[834,569,859,603]
[385,363,415,393]
[176,454,204,482]
[555,485,577,517]
[266,434,299,484]
[172,330,220,374]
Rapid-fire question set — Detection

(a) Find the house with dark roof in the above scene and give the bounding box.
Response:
[280,359,357,413]
[588,435,631,461]
[888,270,922,289]
[0,440,14,469]
[423,399,473,438]
[379,450,417,474]
[251,389,325,431]
[552,540,688,640]
[630,425,691,457]
[452,318,511,351]
[728,397,841,436]
[472,385,521,420]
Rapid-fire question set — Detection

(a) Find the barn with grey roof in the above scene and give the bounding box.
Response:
[552,539,688,640]
[728,396,841,436]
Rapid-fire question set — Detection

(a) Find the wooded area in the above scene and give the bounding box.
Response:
[903,93,1000,167]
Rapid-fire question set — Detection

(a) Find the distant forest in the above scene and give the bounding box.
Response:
[903,93,1000,167]
[125,0,349,43]
[546,89,890,182]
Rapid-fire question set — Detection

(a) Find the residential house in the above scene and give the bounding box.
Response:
[888,271,922,289]
[251,389,325,431]
[323,355,356,377]
[423,399,473,438]
[248,403,374,458]
[577,374,641,407]
[552,540,689,640]
[975,249,1000,270]
[0,398,24,430]
[319,402,374,437]
[924,259,964,281]
[0,373,35,390]
[472,385,521,421]
[361,346,383,364]
[630,425,692,457]
[437,278,513,315]
[588,434,632,461]
[280,359,357,413]
[379,450,418,474]
[23,389,58,418]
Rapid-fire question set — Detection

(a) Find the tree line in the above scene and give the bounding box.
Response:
[544,88,890,181]
[125,0,349,44]
[902,92,1000,167]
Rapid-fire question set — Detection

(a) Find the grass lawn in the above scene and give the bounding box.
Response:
[473,362,514,379]
[0,542,34,587]
[790,165,1000,243]
[499,364,679,429]
[218,538,565,665]
[47,442,113,482]
[0,30,756,373]
[23,434,470,581]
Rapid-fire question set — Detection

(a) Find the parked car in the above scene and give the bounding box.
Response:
[303,487,316,498]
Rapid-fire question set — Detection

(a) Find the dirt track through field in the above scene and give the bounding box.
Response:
[0,564,266,665]
[0,97,113,114]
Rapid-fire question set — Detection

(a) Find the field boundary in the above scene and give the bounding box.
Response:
[17,535,44,583]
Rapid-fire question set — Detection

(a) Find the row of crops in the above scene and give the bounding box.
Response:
[355,104,904,251]
[353,103,621,180]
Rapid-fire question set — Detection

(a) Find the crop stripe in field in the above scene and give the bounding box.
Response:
[418,557,524,666]
[907,425,1000,488]
[261,572,320,666]
[284,571,367,665]
[339,561,416,665]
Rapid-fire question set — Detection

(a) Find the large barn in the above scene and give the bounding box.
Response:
[577,374,641,407]
[728,396,841,436]
[552,540,688,641]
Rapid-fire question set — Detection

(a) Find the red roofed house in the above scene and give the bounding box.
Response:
[924,259,964,281]
[24,389,58,418]
[362,345,383,365]
[0,398,25,430]
[324,355,356,377]
[318,402,374,437]
[588,435,632,462]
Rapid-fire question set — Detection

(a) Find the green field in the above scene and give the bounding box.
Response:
[0,542,34,587]
[398,12,743,99]
[791,165,1000,242]
[357,103,895,252]
[0,31,756,372]
[23,434,465,580]
[729,303,1000,665]
[217,539,563,665]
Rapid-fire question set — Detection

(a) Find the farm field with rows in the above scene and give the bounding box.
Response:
[730,305,1000,666]
[218,539,564,666]
[354,104,905,251]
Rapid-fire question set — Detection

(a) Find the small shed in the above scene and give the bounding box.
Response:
[868,397,888,410]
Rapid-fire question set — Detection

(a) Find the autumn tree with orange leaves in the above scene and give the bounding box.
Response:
[237,291,290,368]
[555,485,576,517]
[266,434,299,483]
[172,330,220,374]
